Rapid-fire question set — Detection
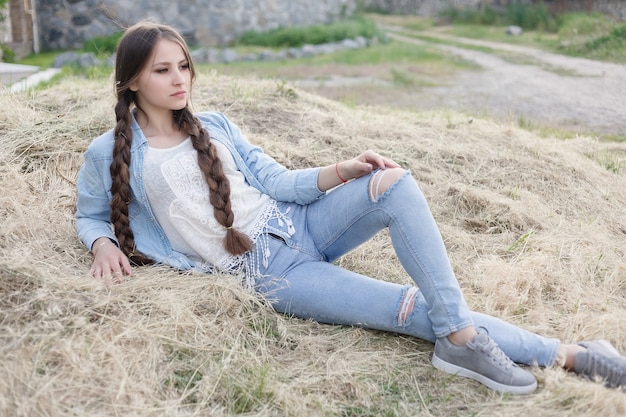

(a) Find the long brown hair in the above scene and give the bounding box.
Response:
[111,21,252,264]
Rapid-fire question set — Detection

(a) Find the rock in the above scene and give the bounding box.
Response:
[78,53,100,68]
[52,51,80,68]
[220,48,238,63]
[52,51,101,68]
[505,26,523,36]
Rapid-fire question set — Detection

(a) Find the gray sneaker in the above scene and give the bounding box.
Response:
[432,329,537,394]
[574,340,626,388]
[578,339,620,357]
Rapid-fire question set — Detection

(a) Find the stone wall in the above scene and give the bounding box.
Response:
[36,0,357,51]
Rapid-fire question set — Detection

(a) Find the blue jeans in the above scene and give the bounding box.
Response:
[252,171,559,367]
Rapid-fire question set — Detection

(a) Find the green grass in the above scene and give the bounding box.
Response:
[439,24,561,50]
[426,12,625,64]
[557,12,614,38]
[207,40,475,77]
[311,40,456,65]
[562,22,626,62]
[15,51,58,68]
[378,10,624,63]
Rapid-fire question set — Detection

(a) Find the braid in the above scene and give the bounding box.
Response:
[109,95,153,265]
[175,109,253,256]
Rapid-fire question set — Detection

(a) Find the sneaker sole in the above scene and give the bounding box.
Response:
[432,354,537,395]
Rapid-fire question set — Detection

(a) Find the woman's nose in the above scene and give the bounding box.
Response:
[172,69,184,85]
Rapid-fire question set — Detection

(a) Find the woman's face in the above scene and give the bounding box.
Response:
[130,38,191,116]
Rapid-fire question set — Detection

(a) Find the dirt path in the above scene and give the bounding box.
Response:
[386,29,626,137]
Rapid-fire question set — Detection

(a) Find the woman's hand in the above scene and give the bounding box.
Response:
[341,150,400,180]
[89,237,132,284]
[318,150,401,191]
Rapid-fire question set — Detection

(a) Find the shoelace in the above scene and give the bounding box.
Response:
[472,336,514,370]
[582,352,623,387]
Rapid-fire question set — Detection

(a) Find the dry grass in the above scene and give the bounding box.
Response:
[1,70,626,416]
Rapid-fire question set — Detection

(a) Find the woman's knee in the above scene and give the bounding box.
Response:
[368,168,407,201]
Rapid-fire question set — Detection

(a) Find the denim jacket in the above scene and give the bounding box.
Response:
[75,111,323,269]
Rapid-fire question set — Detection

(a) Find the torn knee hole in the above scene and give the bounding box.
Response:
[368,168,406,201]
[397,287,418,326]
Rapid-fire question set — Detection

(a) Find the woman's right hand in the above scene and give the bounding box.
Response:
[89,237,133,283]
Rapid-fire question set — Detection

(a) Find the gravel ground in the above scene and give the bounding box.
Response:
[386,30,626,137]
[289,29,625,138]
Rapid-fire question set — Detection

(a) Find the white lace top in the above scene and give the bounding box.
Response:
[143,138,274,273]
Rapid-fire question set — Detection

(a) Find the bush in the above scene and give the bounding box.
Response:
[235,17,383,48]
[439,6,498,25]
[83,32,123,55]
[506,1,557,31]
[581,23,626,60]
[1,44,15,63]
[555,12,625,62]
[440,1,558,32]
[557,12,613,37]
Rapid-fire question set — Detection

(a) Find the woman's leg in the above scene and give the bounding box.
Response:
[256,171,538,393]
[255,248,559,367]
[303,170,473,339]
[254,171,626,391]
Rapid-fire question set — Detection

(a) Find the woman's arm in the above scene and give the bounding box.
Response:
[76,146,132,281]
[317,150,401,192]
[75,151,118,249]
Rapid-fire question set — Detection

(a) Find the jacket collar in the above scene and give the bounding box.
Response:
[129,109,148,151]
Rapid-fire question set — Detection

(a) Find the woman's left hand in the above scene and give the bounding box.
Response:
[342,150,401,180]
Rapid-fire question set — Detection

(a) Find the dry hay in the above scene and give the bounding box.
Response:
[1,71,625,416]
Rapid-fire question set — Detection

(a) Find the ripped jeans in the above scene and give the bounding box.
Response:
[252,171,559,367]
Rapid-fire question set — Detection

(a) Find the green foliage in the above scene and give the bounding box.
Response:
[506,1,557,31]
[556,13,626,62]
[581,23,626,59]
[440,1,558,32]
[83,31,123,55]
[0,0,7,21]
[1,43,15,62]
[0,0,11,61]
[439,4,501,25]
[275,79,298,99]
[235,17,384,48]
[359,1,393,16]
[557,12,613,37]
[435,2,626,63]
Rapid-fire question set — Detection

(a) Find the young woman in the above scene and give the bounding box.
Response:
[75,21,626,395]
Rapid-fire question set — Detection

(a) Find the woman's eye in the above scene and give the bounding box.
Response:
[156,68,168,73]
[181,64,190,70]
